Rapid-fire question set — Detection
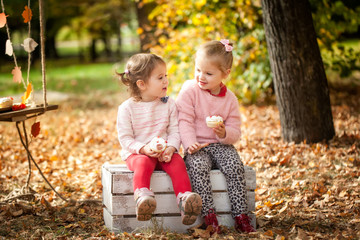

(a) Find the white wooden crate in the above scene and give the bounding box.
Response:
[102,164,256,233]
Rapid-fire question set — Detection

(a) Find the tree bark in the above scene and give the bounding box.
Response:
[134,1,156,52]
[261,0,335,143]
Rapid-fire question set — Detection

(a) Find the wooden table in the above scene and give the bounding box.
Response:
[0,104,67,202]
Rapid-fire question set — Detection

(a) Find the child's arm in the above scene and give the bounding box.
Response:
[139,144,162,158]
[159,146,176,162]
[187,142,209,154]
[216,96,241,144]
[117,104,146,154]
[165,99,181,152]
[176,86,198,151]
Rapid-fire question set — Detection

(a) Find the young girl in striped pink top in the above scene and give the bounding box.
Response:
[116,53,201,225]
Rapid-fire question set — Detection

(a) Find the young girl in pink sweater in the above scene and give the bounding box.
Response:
[116,53,201,225]
[176,40,255,233]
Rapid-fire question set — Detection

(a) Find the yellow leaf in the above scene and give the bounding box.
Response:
[21,83,32,104]
[78,208,85,214]
[136,27,144,35]
[264,230,273,237]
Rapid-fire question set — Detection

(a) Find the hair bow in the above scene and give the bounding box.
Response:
[220,39,233,52]
[124,69,129,74]
[160,96,169,103]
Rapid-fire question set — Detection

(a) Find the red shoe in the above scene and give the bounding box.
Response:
[235,214,256,233]
[204,209,221,233]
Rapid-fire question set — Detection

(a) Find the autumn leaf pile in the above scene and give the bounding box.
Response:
[0,90,359,239]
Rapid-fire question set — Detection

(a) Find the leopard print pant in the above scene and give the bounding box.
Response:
[185,143,248,217]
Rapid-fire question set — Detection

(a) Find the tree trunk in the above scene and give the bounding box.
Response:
[135,1,156,52]
[261,0,335,143]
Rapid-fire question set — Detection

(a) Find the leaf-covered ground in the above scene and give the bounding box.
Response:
[0,90,359,239]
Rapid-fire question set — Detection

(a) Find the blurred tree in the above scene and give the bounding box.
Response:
[262,0,335,143]
[76,0,132,61]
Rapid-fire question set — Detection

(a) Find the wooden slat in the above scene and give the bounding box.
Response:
[103,207,256,233]
[0,104,58,122]
[104,192,255,216]
[102,164,256,193]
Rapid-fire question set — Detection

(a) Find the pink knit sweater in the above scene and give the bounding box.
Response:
[176,80,241,151]
[117,97,180,160]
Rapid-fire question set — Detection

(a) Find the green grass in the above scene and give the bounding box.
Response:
[0,61,124,96]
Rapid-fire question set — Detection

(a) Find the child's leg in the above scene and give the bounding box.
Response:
[126,154,157,192]
[126,154,157,221]
[185,150,215,217]
[159,153,192,195]
[160,153,202,225]
[207,144,248,217]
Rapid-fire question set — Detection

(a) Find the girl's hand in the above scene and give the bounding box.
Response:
[159,146,176,162]
[140,144,162,158]
[187,142,209,154]
[213,122,226,139]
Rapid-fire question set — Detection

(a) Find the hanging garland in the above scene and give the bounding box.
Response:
[0,0,38,104]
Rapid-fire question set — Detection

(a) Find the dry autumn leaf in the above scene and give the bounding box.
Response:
[21,6,32,23]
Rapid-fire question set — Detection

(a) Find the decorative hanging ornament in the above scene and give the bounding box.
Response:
[5,39,13,56]
[21,38,38,53]
[11,66,23,84]
[22,6,32,23]
[0,12,8,28]
[21,83,32,104]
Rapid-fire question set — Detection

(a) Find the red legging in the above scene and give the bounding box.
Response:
[126,153,192,196]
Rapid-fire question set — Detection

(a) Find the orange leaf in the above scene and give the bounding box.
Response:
[21,83,32,104]
[0,13,8,28]
[22,6,32,23]
[31,122,40,138]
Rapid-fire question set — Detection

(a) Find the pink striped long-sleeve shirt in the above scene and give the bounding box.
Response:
[176,80,241,151]
[117,97,180,160]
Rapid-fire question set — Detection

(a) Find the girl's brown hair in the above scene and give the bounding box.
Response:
[196,40,233,74]
[117,53,165,101]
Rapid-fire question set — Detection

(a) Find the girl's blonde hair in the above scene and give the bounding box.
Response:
[117,53,165,101]
[196,40,233,74]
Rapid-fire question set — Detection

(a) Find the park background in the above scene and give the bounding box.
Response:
[0,0,359,239]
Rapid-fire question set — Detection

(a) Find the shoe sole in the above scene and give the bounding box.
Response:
[181,193,202,225]
[136,196,156,221]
